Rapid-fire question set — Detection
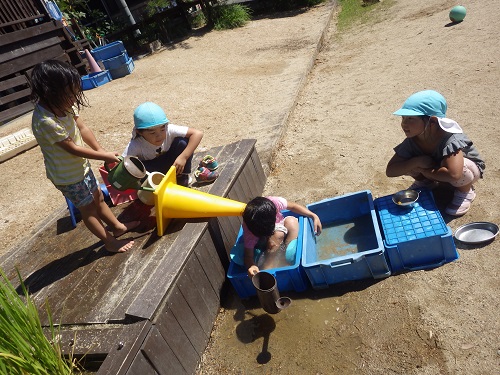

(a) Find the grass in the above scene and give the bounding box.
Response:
[212,3,252,30]
[0,268,79,374]
[336,0,394,32]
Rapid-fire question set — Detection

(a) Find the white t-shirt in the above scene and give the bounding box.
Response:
[122,123,188,160]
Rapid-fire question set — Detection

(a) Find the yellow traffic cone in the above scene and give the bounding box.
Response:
[154,166,246,236]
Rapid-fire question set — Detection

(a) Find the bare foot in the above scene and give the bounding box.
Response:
[113,220,140,237]
[105,238,135,253]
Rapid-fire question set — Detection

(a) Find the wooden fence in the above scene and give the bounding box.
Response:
[0,0,91,125]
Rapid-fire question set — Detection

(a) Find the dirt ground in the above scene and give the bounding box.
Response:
[1,0,499,374]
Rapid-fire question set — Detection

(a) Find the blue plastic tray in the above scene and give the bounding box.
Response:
[374,189,459,273]
[81,71,112,90]
[301,190,390,289]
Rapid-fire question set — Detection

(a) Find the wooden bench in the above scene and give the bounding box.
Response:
[0,139,266,374]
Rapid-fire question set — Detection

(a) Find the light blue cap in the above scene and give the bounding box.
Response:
[393,90,447,118]
[133,102,169,129]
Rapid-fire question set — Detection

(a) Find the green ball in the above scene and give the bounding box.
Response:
[449,5,466,22]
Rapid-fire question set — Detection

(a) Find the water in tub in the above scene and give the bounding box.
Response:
[256,241,291,270]
[315,214,378,261]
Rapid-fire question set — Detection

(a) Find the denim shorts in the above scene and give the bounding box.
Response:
[56,169,98,208]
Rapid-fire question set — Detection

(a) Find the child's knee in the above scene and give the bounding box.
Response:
[284,216,299,238]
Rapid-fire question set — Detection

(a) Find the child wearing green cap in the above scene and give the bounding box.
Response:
[386,90,485,216]
[122,102,203,186]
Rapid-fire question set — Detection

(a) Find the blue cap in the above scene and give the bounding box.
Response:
[393,90,447,118]
[133,102,169,129]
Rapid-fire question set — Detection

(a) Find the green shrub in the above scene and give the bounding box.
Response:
[0,269,79,374]
[190,11,207,29]
[146,0,174,16]
[212,3,252,30]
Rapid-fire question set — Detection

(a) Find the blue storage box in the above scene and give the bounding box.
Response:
[108,57,135,79]
[101,52,130,70]
[374,189,459,273]
[227,215,308,298]
[81,71,112,90]
[301,190,390,290]
[91,41,127,61]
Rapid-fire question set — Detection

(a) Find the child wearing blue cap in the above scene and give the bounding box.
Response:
[386,90,485,216]
[122,102,203,186]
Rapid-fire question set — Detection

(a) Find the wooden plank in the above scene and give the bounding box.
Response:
[125,222,208,320]
[142,326,187,375]
[189,238,223,314]
[125,351,158,375]
[0,101,33,125]
[251,146,267,184]
[0,35,61,64]
[0,43,65,79]
[51,321,150,357]
[166,285,208,355]
[176,260,214,336]
[95,321,152,375]
[0,14,40,29]
[0,21,60,48]
[214,216,235,258]
[193,231,226,294]
[217,215,243,258]
[0,74,28,91]
[155,307,199,373]
[0,87,30,105]
[206,217,230,271]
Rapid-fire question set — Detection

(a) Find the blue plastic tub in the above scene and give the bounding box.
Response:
[91,41,127,61]
[101,52,130,71]
[374,189,459,273]
[108,57,135,79]
[227,215,308,299]
[81,71,112,90]
[301,190,390,289]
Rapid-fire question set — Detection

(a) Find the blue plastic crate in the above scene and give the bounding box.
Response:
[108,57,135,79]
[301,190,390,289]
[81,70,112,90]
[101,52,130,70]
[91,41,127,61]
[374,189,459,273]
[227,215,308,298]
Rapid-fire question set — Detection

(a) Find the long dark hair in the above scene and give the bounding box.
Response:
[30,59,88,115]
[243,197,276,237]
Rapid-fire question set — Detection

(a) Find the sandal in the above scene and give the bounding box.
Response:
[194,167,219,183]
[199,155,219,171]
[445,189,476,216]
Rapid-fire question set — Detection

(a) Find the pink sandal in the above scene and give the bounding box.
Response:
[194,167,219,183]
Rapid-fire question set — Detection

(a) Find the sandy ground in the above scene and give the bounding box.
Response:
[1,0,499,374]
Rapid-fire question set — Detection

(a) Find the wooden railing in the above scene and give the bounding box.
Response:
[0,0,49,34]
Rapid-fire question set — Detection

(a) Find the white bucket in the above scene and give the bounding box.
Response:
[137,171,165,205]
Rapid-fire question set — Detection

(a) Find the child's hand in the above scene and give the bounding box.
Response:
[102,152,121,164]
[173,155,188,174]
[248,265,259,278]
[313,215,322,235]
